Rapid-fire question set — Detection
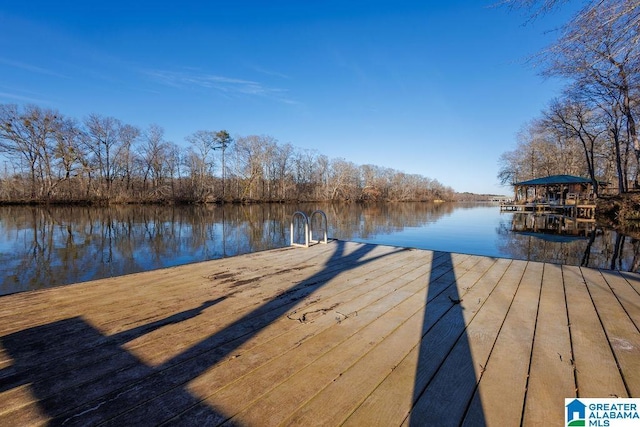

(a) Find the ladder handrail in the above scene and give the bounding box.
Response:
[290,211,309,248]
[309,210,328,244]
[290,210,329,247]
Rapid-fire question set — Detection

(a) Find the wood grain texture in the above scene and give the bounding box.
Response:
[0,241,638,427]
[521,263,576,426]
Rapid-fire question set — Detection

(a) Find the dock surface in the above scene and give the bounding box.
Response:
[0,240,639,426]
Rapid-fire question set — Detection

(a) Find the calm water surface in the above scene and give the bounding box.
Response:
[1,202,638,295]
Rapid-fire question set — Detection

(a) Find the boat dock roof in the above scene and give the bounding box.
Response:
[1,241,639,426]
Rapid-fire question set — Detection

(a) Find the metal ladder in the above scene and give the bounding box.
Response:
[290,210,329,247]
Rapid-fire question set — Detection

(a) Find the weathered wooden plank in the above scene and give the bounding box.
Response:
[343,257,521,427]
[408,262,524,425]
[0,243,638,427]
[407,258,525,426]
[11,240,347,316]
[236,254,485,426]
[0,252,330,380]
[119,244,419,365]
[154,252,477,426]
[36,246,436,425]
[463,260,543,426]
[618,270,640,296]
[521,263,576,426]
[0,244,348,415]
[131,252,472,426]
[0,245,321,332]
[0,245,301,307]
[0,243,423,425]
[280,258,514,427]
[581,267,640,396]
[229,285,431,426]
[562,265,628,397]
[134,277,431,425]
[599,269,640,332]
[0,242,393,373]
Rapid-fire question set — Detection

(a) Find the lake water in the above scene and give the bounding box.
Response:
[1,202,638,295]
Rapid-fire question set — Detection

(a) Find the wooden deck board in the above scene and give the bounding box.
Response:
[521,263,576,425]
[2,244,417,425]
[580,267,640,396]
[104,251,442,426]
[0,240,639,426]
[598,269,640,332]
[0,248,351,386]
[407,257,523,426]
[342,255,501,427]
[463,261,542,426]
[563,265,629,397]
[261,254,491,427]
[619,270,640,296]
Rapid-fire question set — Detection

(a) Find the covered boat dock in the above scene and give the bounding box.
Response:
[500,175,599,219]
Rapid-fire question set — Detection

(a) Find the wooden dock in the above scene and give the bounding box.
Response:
[499,202,596,219]
[0,240,639,426]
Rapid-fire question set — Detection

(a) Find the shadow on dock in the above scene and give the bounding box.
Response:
[409,251,485,426]
[1,241,467,425]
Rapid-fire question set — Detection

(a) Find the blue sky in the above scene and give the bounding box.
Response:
[0,1,574,195]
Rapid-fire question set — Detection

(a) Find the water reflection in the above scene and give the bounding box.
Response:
[510,212,596,237]
[497,212,640,272]
[0,204,293,295]
[1,203,639,295]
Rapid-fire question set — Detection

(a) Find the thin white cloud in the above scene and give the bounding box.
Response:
[141,68,299,104]
[0,91,49,104]
[251,66,291,80]
[0,57,68,79]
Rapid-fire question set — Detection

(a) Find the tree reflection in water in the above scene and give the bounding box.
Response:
[497,212,640,272]
[1,203,639,295]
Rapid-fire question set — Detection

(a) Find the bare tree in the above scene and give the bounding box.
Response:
[184,130,218,202]
[231,135,270,201]
[501,0,639,25]
[498,0,568,15]
[0,104,66,199]
[140,124,170,196]
[271,142,293,200]
[116,124,140,192]
[590,89,633,192]
[292,149,324,200]
[260,137,289,201]
[1,104,455,203]
[506,0,640,190]
[544,98,606,194]
[164,142,182,199]
[214,130,232,199]
[82,114,128,199]
[360,164,383,201]
[327,158,359,201]
[497,114,591,190]
[53,117,84,199]
[544,1,640,182]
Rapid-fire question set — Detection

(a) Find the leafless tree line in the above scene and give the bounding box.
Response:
[0,104,454,204]
[498,0,640,195]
